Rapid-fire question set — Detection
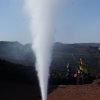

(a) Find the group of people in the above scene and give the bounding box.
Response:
[66,58,88,84]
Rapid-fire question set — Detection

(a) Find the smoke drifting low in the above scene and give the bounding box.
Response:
[24,0,55,100]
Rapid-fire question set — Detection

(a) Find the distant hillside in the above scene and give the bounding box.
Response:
[0,41,35,66]
[0,41,100,75]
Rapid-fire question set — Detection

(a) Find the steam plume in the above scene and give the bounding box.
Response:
[24,0,55,100]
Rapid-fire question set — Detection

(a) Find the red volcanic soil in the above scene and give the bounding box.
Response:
[0,80,100,100]
[48,84,100,100]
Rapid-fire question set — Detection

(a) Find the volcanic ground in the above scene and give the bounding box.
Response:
[0,80,100,100]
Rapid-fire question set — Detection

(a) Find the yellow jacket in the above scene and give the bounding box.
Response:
[79,65,88,74]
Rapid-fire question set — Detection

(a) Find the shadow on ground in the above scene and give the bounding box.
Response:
[0,81,58,100]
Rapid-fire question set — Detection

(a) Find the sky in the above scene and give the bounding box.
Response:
[0,0,100,44]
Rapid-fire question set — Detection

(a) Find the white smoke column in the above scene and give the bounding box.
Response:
[24,0,55,100]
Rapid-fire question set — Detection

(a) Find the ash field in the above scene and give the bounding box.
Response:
[0,41,100,100]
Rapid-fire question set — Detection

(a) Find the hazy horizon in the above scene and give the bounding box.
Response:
[0,40,100,45]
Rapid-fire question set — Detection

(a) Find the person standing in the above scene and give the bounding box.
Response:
[76,58,88,84]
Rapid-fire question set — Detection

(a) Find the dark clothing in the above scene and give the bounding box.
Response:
[67,67,73,77]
